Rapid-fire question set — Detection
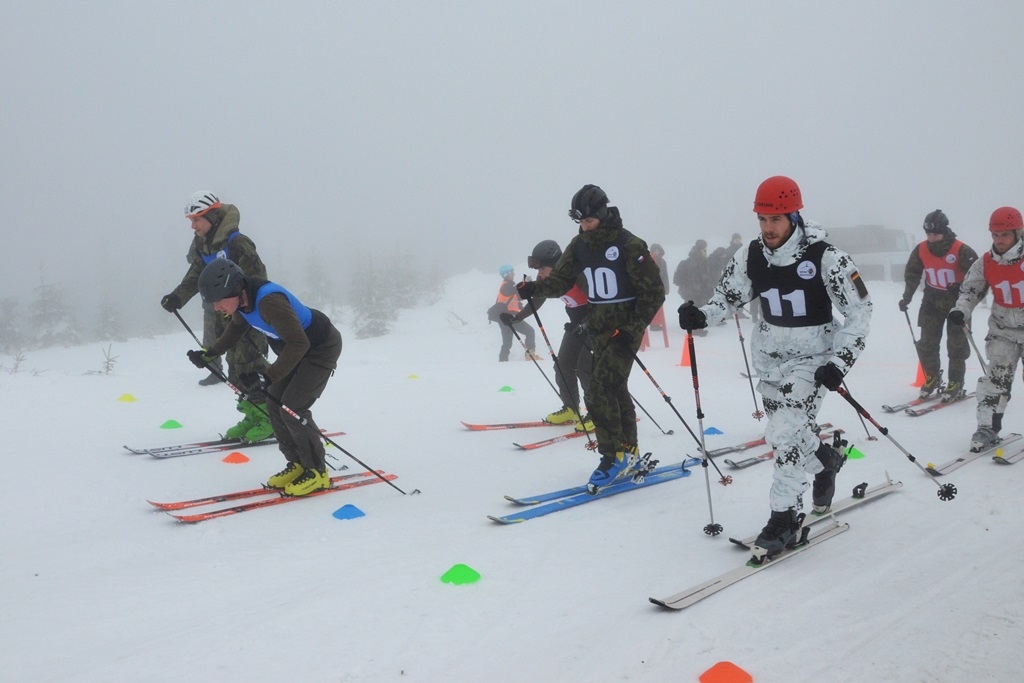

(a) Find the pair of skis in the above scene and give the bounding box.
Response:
[925,433,1024,475]
[723,427,842,469]
[881,392,973,417]
[461,420,588,450]
[147,470,398,523]
[650,477,902,611]
[489,458,701,524]
[124,431,345,459]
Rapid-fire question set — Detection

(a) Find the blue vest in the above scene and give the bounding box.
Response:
[200,231,240,265]
[239,282,313,340]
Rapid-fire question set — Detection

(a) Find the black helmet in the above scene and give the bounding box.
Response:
[923,209,950,234]
[528,240,562,268]
[199,259,246,303]
[568,184,609,222]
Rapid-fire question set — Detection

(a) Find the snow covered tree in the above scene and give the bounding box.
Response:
[349,256,397,339]
[0,297,24,353]
[28,279,81,348]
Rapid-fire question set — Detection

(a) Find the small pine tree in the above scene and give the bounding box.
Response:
[304,251,334,310]
[0,297,24,353]
[350,256,397,339]
[97,298,127,342]
[29,279,82,349]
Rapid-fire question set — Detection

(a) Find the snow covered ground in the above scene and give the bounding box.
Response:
[3,270,1022,682]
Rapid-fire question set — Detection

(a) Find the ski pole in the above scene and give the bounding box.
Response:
[842,380,878,441]
[835,385,957,501]
[903,308,919,345]
[964,321,987,376]
[733,313,764,420]
[630,393,674,435]
[202,362,415,495]
[629,349,732,486]
[174,310,204,348]
[685,331,724,536]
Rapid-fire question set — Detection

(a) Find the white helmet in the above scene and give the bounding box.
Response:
[185,191,221,218]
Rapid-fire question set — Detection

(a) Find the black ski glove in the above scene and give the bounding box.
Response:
[677,301,708,330]
[516,280,537,300]
[814,362,845,391]
[611,328,633,347]
[187,349,218,370]
[161,293,182,312]
[948,310,965,326]
[499,312,516,327]
[898,298,910,312]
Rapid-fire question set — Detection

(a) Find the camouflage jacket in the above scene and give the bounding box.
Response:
[701,221,873,382]
[170,203,268,306]
[529,207,665,342]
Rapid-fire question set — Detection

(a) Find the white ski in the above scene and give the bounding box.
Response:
[650,519,849,611]
[727,477,902,549]
[926,433,1023,476]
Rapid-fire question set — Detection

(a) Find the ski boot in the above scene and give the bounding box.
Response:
[283,468,331,497]
[586,449,638,494]
[749,509,804,565]
[524,349,543,361]
[266,462,304,490]
[198,372,221,386]
[812,431,848,514]
[242,402,274,443]
[918,370,943,400]
[941,379,965,403]
[225,400,258,440]
[629,444,659,484]
[545,405,579,425]
[970,426,1000,453]
[574,414,596,433]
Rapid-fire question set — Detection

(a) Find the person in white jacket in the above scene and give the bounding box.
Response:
[678,176,873,563]
[948,206,1024,453]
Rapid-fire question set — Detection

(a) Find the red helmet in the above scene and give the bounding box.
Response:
[989,206,1023,232]
[753,176,803,214]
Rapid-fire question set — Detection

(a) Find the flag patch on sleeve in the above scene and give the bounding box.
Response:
[850,271,869,299]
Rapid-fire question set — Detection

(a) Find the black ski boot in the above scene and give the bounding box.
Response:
[750,509,802,565]
[812,432,848,513]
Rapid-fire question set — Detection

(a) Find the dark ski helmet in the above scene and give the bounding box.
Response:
[923,209,949,234]
[199,259,246,303]
[568,184,609,222]
[528,240,562,268]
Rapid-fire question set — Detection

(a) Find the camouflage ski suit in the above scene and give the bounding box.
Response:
[952,238,1024,434]
[529,207,665,456]
[700,222,873,512]
[168,203,270,402]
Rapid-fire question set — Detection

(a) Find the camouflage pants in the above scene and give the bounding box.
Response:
[204,304,269,404]
[916,306,969,383]
[759,369,829,512]
[976,330,1023,431]
[588,334,639,456]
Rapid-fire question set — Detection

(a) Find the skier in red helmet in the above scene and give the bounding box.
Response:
[678,176,873,564]
[949,206,1024,452]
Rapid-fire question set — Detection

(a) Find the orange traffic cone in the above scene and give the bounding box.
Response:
[912,362,926,387]
[679,339,692,367]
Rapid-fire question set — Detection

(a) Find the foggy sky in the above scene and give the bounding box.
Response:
[2,1,1023,332]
